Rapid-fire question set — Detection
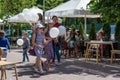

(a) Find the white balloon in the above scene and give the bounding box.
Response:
[17,39,24,46]
[29,12,39,22]
[49,27,59,38]
[18,13,28,22]
[30,6,43,15]
[24,13,32,22]
[58,26,66,36]
[22,8,30,14]
[58,18,62,23]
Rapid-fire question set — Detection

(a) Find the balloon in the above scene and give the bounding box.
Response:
[22,8,30,14]
[18,13,28,22]
[17,39,24,46]
[49,27,59,38]
[58,26,66,36]
[29,12,39,22]
[58,18,62,23]
[24,12,33,22]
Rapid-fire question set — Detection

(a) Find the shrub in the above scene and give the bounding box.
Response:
[78,22,84,39]
[102,22,110,40]
[89,22,96,40]
[115,21,120,41]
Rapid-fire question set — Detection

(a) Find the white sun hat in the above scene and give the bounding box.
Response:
[36,23,44,28]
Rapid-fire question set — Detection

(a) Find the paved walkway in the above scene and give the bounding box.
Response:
[2,48,120,80]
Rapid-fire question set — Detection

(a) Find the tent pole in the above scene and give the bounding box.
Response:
[9,24,10,35]
[43,0,45,23]
[84,14,87,34]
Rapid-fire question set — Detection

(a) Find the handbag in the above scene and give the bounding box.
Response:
[28,47,36,56]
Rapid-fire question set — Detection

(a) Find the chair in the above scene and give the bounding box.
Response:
[85,40,100,60]
[110,50,120,64]
[0,47,7,80]
[0,48,6,61]
[0,48,2,58]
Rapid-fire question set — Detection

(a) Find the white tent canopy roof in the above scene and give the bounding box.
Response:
[0,19,3,23]
[0,19,4,25]
[45,0,100,34]
[45,0,100,18]
[7,6,43,23]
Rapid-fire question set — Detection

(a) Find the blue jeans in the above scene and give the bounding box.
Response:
[23,49,29,61]
[52,47,61,63]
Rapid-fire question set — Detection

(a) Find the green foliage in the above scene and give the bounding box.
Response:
[37,0,64,11]
[78,22,84,39]
[89,22,96,40]
[0,0,36,18]
[71,24,75,29]
[103,22,110,40]
[115,21,120,41]
[88,0,120,22]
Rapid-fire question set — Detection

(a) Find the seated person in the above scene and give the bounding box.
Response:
[97,31,106,58]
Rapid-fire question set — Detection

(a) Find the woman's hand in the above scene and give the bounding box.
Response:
[54,38,58,43]
[44,40,50,45]
[38,45,44,49]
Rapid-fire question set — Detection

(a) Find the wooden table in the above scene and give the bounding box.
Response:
[85,41,114,64]
[0,58,6,61]
[0,61,18,80]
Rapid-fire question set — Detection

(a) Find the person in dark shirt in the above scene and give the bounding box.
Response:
[52,16,60,28]
[0,30,10,58]
[51,16,62,65]
[52,37,62,65]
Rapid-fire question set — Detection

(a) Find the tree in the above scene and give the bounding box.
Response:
[115,21,120,49]
[37,0,64,11]
[89,22,96,40]
[102,22,110,41]
[88,0,120,22]
[0,0,36,18]
[78,22,84,39]
[115,21,120,41]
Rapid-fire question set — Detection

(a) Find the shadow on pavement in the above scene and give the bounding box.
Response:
[7,59,120,79]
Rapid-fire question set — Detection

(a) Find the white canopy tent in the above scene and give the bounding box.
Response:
[7,6,43,37]
[7,6,43,23]
[0,19,3,24]
[45,0,100,34]
[0,19,4,30]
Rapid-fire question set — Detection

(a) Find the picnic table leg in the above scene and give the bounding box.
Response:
[85,44,89,62]
[110,43,114,64]
[1,69,3,80]
[111,53,113,64]
[96,45,99,64]
[14,65,18,80]
[1,69,5,80]
[1,67,6,80]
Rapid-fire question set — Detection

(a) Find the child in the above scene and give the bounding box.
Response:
[22,32,30,62]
